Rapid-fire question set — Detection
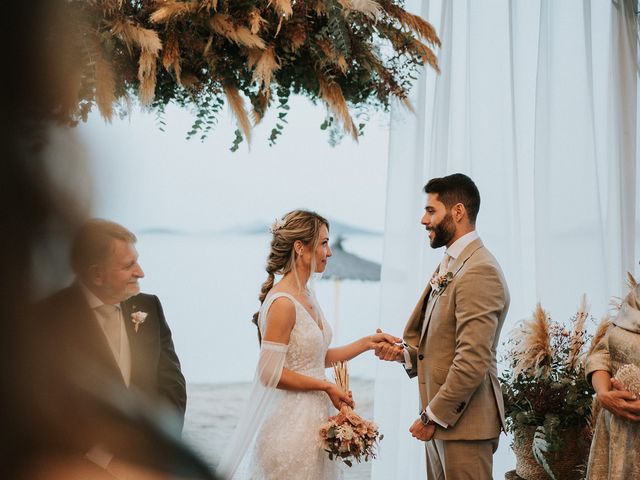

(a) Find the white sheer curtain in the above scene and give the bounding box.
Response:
[373,0,640,478]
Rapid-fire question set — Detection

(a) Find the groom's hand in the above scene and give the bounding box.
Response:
[409,417,436,442]
[371,328,404,361]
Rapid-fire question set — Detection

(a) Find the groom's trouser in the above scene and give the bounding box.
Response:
[425,437,499,480]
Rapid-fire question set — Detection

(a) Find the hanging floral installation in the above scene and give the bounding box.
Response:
[61,0,440,149]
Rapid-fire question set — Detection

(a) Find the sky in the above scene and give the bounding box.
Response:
[52,96,393,233]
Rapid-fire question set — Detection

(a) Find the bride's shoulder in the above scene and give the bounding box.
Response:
[264,289,297,310]
[261,292,297,334]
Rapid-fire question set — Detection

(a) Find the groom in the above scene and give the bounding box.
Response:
[41,219,187,452]
[376,174,509,479]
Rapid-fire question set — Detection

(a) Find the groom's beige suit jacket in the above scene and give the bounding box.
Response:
[403,237,509,441]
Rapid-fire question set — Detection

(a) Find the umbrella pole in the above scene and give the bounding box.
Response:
[333,279,341,343]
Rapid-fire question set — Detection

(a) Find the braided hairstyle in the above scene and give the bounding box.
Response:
[252,210,329,343]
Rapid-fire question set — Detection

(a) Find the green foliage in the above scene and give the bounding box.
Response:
[323,0,352,58]
[500,322,594,433]
[230,129,244,152]
[268,89,290,147]
[500,310,595,477]
[532,424,557,480]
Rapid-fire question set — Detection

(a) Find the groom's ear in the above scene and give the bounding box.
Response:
[452,203,466,223]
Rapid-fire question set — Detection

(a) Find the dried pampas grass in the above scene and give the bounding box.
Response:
[111,19,162,105]
[209,14,266,49]
[111,19,162,56]
[380,1,440,47]
[345,0,381,21]
[150,1,198,24]
[269,0,293,18]
[588,315,612,357]
[200,0,218,12]
[251,47,280,92]
[248,8,268,35]
[162,34,182,84]
[224,85,252,145]
[626,273,640,310]
[251,89,271,125]
[511,304,553,378]
[566,294,589,372]
[94,51,116,121]
[318,76,358,140]
[283,22,306,51]
[409,37,440,73]
[138,50,158,105]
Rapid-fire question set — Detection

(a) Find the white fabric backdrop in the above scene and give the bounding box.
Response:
[373,0,640,478]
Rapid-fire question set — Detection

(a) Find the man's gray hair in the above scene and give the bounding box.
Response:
[70,218,136,274]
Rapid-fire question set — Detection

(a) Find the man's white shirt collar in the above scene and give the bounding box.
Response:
[79,281,116,310]
[445,230,479,261]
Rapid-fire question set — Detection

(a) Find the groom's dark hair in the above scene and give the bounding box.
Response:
[424,173,481,224]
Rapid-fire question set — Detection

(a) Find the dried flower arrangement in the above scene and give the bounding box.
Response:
[59,0,440,149]
[500,296,595,479]
[319,362,382,466]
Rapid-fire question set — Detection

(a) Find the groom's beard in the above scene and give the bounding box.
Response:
[429,213,456,249]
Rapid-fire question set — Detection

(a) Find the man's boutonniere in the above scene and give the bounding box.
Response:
[131,311,148,332]
[430,271,453,294]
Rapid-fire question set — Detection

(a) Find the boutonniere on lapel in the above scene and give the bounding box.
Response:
[430,271,453,295]
[130,310,148,333]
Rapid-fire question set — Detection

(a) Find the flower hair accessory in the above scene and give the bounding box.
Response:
[131,310,148,332]
[269,217,286,234]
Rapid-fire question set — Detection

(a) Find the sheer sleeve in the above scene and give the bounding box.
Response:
[217,341,287,479]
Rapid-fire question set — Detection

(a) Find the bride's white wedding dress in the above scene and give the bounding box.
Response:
[218,291,342,480]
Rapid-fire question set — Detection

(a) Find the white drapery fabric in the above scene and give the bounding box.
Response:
[373,0,640,478]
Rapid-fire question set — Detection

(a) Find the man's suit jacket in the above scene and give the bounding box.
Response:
[403,238,509,441]
[41,284,187,428]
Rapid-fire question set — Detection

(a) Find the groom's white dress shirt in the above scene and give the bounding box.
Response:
[403,230,480,428]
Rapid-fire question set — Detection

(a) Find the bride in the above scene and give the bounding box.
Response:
[218,210,399,480]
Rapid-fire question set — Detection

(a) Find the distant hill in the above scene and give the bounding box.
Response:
[225,218,382,236]
[137,218,382,237]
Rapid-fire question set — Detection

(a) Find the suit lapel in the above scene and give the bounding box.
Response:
[419,238,485,344]
[403,280,433,347]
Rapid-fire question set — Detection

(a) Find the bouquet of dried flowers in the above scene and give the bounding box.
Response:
[499,296,595,479]
[54,0,440,149]
[319,362,382,467]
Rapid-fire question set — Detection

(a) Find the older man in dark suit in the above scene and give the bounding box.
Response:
[42,218,186,477]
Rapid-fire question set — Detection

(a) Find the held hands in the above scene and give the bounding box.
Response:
[325,381,355,411]
[597,378,640,422]
[372,328,404,362]
[409,417,436,442]
[368,328,402,349]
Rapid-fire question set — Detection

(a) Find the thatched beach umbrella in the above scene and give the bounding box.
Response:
[321,236,381,339]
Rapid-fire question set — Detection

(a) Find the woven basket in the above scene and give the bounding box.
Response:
[512,426,588,480]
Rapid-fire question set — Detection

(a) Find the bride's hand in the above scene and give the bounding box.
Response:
[368,328,402,349]
[324,382,354,410]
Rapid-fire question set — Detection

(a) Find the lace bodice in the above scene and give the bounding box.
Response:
[259,292,331,379]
